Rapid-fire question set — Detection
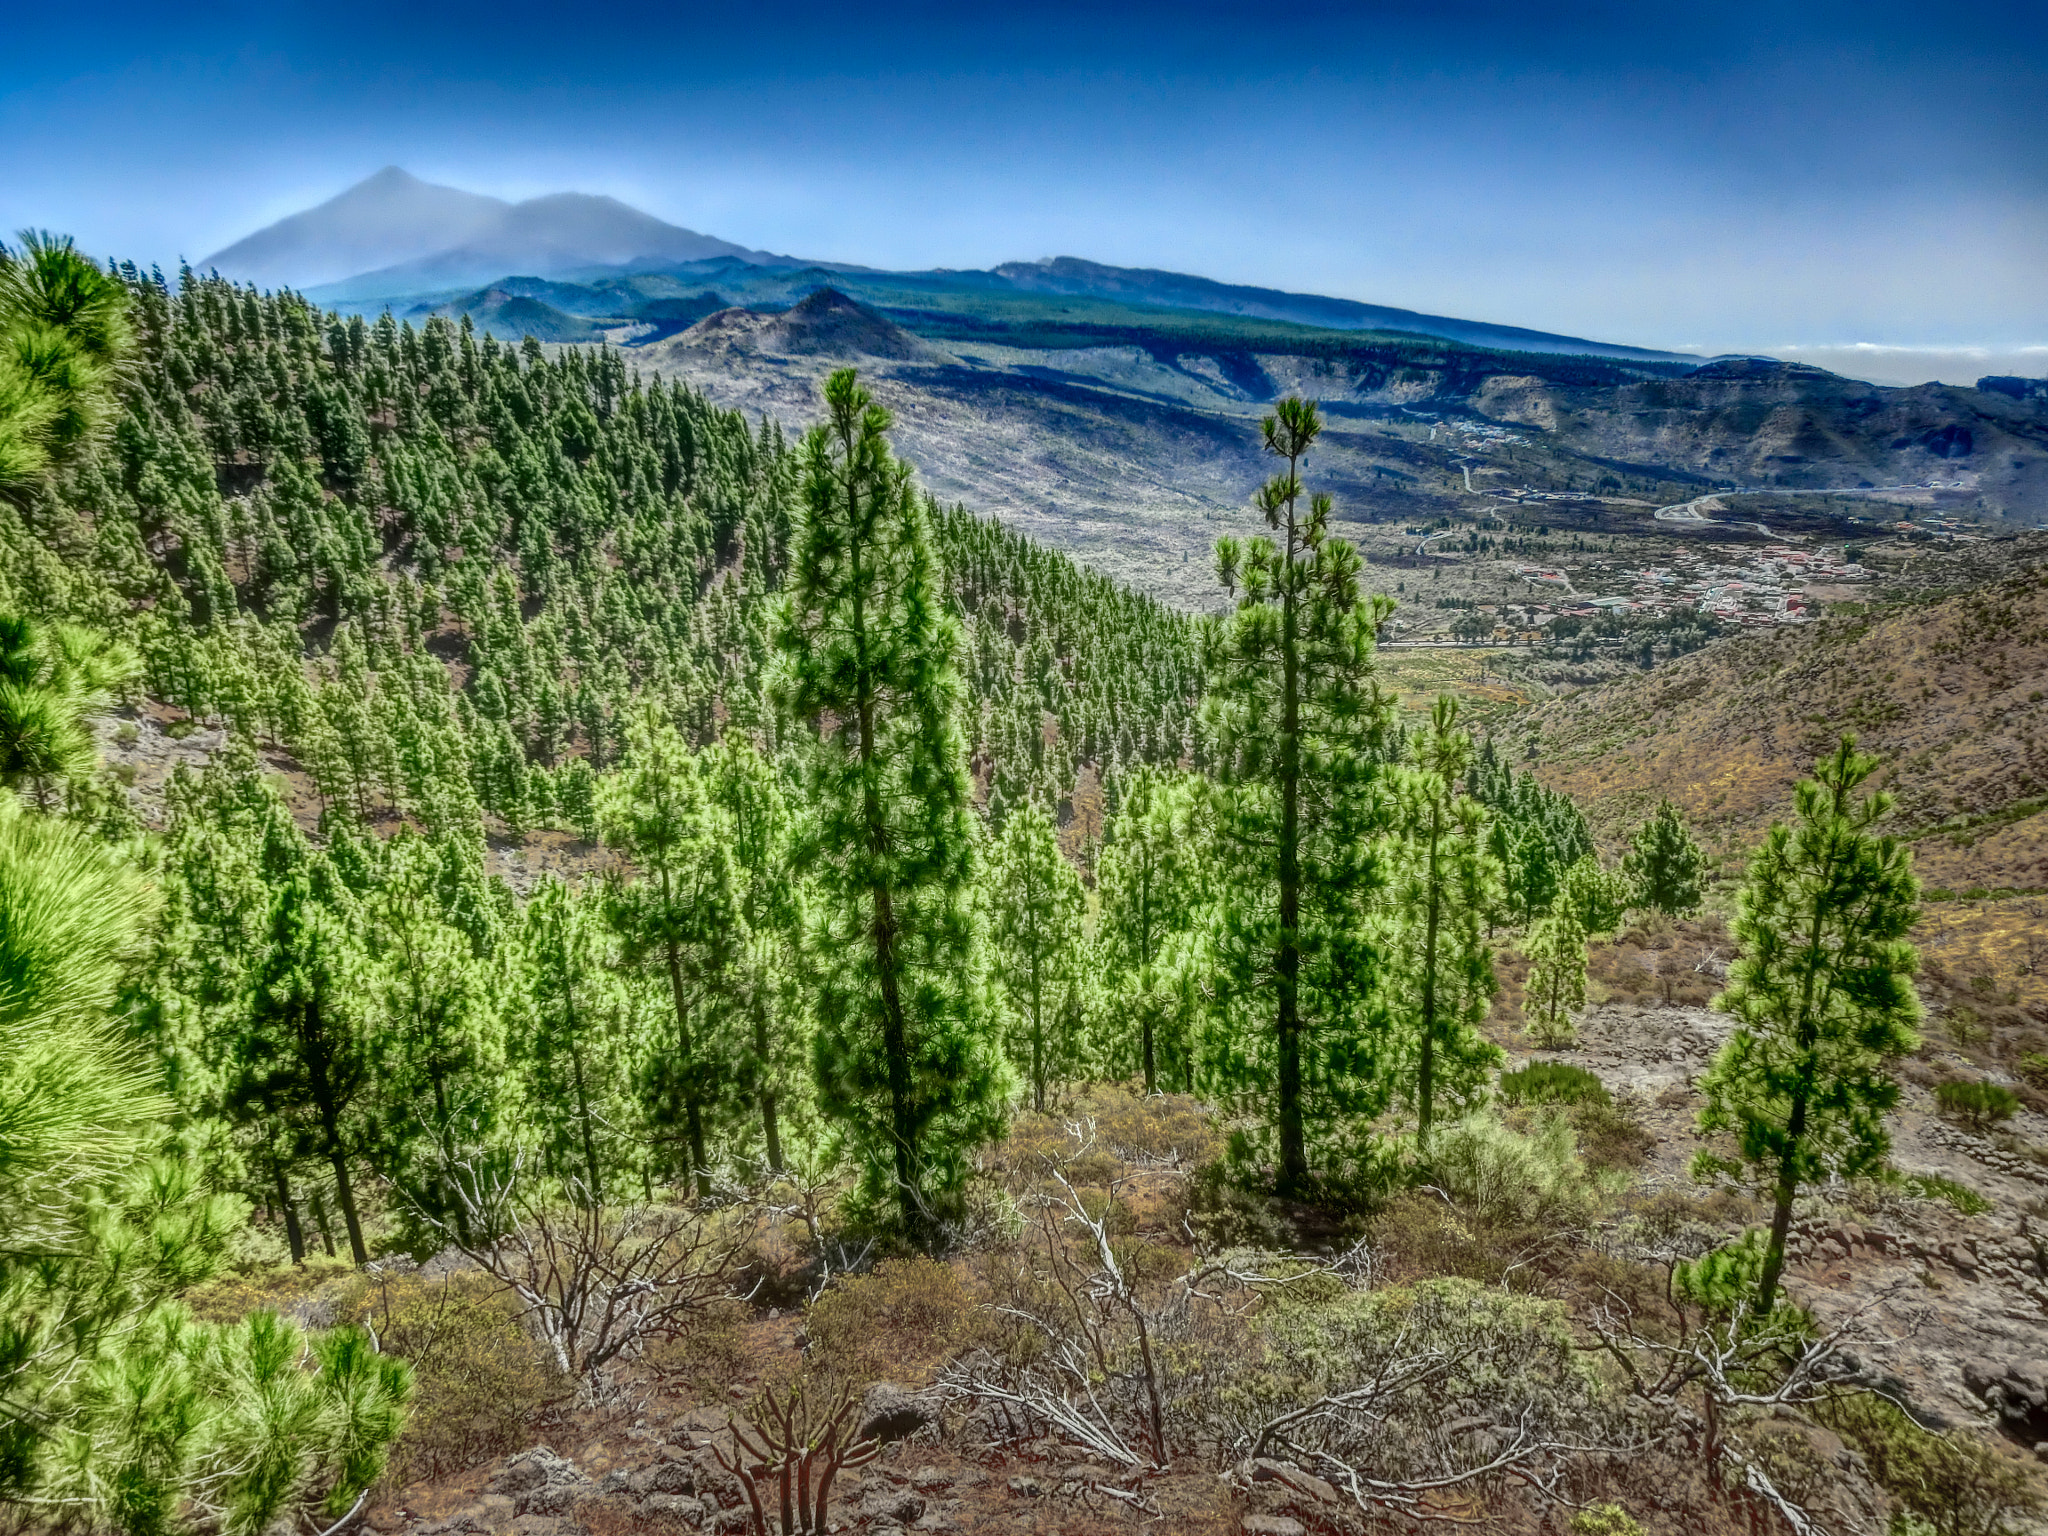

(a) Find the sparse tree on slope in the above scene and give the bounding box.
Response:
[1625,799,1710,918]
[1204,398,1395,1195]
[771,368,1005,1245]
[1695,736,1921,1314]
[989,800,1086,1112]
[1560,854,1631,939]
[1523,911,1587,1048]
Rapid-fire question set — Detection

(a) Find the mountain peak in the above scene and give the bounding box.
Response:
[203,173,778,297]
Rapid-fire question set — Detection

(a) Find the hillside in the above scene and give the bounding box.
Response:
[1512,543,2048,1043]
[1512,540,2048,867]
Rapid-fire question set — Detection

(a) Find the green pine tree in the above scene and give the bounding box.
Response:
[988,800,1086,1112]
[519,875,637,1204]
[1096,765,1206,1094]
[1560,854,1631,938]
[1389,696,1502,1145]
[1523,911,1587,1048]
[1624,799,1710,917]
[702,730,808,1172]
[241,863,376,1265]
[770,369,1005,1244]
[1694,736,1922,1314]
[601,706,741,1198]
[1204,398,1394,1194]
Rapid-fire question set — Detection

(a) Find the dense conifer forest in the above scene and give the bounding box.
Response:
[4,245,2035,1536]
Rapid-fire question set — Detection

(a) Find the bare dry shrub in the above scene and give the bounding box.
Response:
[338,1270,560,1483]
[648,1294,753,1395]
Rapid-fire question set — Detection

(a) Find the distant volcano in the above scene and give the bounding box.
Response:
[202,167,780,295]
[671,289,937,362]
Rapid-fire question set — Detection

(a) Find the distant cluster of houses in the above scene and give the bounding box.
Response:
[1500,544,1872,634]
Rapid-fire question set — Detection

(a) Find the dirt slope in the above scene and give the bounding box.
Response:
[1514,554,2048,889]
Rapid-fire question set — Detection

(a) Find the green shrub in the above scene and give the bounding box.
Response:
[1571,1504,1646,1536]
[1896,1171,1994,1217]
[339,1271,560,1485]
[1818,1393,2043,1536]
[1423,1111,1615,1230]
[1499,1061,1610,1108]
[2016,1053,2048,1091]
[1935,1080,2020,1130]
[805,1255,972,1384]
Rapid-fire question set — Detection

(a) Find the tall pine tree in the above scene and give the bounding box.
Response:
[601,707,741,1198]
[771,369,1005,1244]
[1097,765,1206,1094]
[1388,696,1501,1146]
[988,801,1086,1113]
[1204,398,1394,1195]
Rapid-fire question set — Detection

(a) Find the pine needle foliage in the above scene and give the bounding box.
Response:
[1694,735,1922,1314]
[1385,695,1502,1145]
[771,369,1005,1245]
[1203,397,1396,1195]
[988,800,1086,1113]
[1623,800,1709,918]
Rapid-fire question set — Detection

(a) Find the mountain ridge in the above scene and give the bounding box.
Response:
[218,169,1703,367]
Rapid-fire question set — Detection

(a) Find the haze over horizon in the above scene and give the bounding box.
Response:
[4,0,2044,387]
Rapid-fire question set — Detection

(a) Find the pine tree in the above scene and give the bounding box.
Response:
[601,706,740,1198]
[519,875,636,1203]
[989,801,1086,1112]
[1097,765,1206,1094]
[1389,696,1502,1145]
[365,833,507,1228]
[1694,737,1921,1314]
[0,807,409,1528]
[1204,398,1394,1195]
[1560,854,1630,938]
[771,369,1005,1244]
[1523,911,1587,1048]
[702,730,806,1171]
[240,863,375,1265]
[1625,799,1710,917]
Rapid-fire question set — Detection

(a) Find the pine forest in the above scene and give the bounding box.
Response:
[3,242,2037,1536]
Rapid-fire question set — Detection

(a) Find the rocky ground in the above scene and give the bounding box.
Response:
[1512,995,2048,1448]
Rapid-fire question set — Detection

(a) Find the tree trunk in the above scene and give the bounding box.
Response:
[757,1014,785,1171]
[1275,504,1307,1197]
[329,1147,369,1266]
[272,1161,306,1264]
[309,1181,338,1258]
[662,936,712,1199]
[1755,1094,1807,1316]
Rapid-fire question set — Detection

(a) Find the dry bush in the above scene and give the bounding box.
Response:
[804,1255,974,1386]
[182,1254,355,1324]
[648,1294,753,1395]
[338,1270,561,1484]
[1569,1093,1658,1173]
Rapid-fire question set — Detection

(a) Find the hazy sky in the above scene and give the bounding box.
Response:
[5,0,2044,383]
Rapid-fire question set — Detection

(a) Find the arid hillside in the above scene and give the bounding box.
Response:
[1513,542,2048,1040]
[1514,548,2048,881]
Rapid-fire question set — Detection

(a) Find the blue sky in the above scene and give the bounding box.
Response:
[5,0,2044,381]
